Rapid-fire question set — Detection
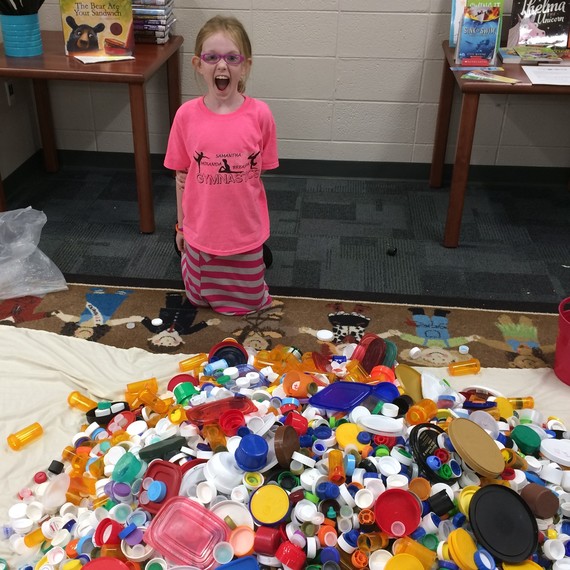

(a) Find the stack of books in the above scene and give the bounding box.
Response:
[132,0,175,44]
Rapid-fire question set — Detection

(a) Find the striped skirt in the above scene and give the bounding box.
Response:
[181,243,272,316]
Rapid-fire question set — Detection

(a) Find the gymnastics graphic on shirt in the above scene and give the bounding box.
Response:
[192,149,262,184]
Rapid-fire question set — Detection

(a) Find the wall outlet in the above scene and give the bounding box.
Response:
[4,81,15,106]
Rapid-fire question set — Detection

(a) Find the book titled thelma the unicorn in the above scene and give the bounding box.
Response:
[507,0,569,47]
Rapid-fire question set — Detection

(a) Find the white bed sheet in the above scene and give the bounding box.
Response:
[1,325,569,566]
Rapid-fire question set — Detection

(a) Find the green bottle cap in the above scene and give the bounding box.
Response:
[173,382,199,404]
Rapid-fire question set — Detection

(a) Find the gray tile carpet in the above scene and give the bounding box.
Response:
[3,152,569,312]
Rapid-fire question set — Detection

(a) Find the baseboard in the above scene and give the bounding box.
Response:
[5,150,569,186]
[64,274,559,314]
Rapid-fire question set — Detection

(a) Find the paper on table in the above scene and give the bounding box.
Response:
[74,55,135,64]
[522,66,570,86]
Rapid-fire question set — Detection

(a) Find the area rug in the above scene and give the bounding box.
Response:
[0,282,560,370]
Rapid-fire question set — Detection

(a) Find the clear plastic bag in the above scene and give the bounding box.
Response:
[0,207,68,300]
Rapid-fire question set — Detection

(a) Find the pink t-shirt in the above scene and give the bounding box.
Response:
[164,96,279,256]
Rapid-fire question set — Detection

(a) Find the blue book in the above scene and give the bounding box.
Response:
[455,1,504,66]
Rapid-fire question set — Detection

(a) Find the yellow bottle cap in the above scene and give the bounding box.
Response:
[502,562,544,570]
[457,485,480,518]
[384,553,424,570]
[249,484,290,525]
[447,528,478,570]
[335,422,365,452]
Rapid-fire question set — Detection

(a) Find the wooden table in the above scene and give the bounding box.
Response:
[430,40,570,248]
[0,31,183,233]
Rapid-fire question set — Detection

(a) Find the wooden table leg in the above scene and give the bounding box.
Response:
[32,79,58,173]
[129,83,155,234]
[443,92,480,248]
[0,177,6,211]
[429,58,456,188]
[166,48,181,126]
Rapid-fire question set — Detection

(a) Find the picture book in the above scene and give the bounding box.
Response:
[59,0,134,56]
[499,46,522,62]
[514,44,563,62]
[553,46,570,64]
[507,0,569,47]
[455,1,504,66]
[450,0,467,47]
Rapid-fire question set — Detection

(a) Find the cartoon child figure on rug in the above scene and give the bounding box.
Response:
[476,314,555,369]
[52,288,142,341]
[165,15,279,316]
[141,292,220,353]
[0,296,56,326]
[387,308,479,366]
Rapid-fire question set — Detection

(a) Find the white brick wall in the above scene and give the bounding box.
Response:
[1,0,569,178]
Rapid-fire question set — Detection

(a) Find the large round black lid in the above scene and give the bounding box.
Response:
[469,484,538,562]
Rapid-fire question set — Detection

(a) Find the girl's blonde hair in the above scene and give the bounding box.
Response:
[194,15,252,93]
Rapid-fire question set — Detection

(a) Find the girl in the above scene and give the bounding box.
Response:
[165,15,279,316]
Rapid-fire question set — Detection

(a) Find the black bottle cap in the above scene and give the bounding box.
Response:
[392,395,413,417]
[48,460,64,475]
[428,489,455,517]
[358,458,378,473]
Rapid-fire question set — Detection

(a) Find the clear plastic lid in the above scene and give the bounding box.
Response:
[145,496,229,569]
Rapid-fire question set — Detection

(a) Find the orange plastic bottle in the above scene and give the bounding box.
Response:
[391,536,437,570]
[7,422,44,451]
[68,391,98,412]
[328,449,346,485]
[405,399,438,425]
[448,358,481,376]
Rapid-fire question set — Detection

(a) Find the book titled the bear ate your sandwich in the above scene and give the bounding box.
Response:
[59,0,134,56]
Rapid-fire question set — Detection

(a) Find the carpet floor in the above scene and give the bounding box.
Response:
[3,152,569,312]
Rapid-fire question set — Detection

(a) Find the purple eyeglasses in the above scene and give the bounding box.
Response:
[200,53,245,66]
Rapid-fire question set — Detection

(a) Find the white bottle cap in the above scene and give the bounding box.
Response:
[317,330,335,342]
[409,347,422,359]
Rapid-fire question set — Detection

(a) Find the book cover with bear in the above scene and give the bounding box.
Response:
[59,0,134,56]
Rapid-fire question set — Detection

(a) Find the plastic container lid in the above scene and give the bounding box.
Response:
[394,364,423,403]
[83,559,131,569]
[145,496,229,569]
[186,395,257,426]
[210,500,255,530]
[208,339,248,367]
[308,381,372,411]
[468,484,537,562]
[139,460,182,515]
[448,528,478,570]
[373,489,421,537]
[351,333,386,373]
[383,553,423,569]
[447,418,504,478]
[540,438,570,467]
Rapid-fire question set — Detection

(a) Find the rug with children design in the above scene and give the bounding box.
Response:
[0,282,560,371]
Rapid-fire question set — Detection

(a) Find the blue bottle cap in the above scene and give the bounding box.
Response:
[234,434,269,471]
[357,431,372,444]
[147,480,167,502]
[344,529,360,547]
[320,546,340,563]
[314,425,332,440]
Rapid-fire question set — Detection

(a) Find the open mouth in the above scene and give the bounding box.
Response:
[215,75,230,91]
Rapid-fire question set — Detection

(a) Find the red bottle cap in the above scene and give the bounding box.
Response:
[168,373,198,392]
[283,411,309,436]
[254,526,282,556]
[219,409,246,436]
[93,519,124,546]
[275,540,307,570]
[34,471,48,484]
